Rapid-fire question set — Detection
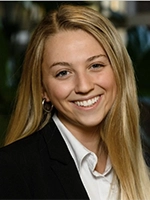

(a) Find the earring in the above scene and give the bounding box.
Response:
[42,99,53,113]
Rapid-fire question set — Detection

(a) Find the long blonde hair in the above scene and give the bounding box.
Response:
[5,4,150,200]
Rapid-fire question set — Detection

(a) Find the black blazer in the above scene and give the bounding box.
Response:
[0,119,89,199]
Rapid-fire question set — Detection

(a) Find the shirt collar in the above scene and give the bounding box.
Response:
[52,113,112,175]
[53,113,88,171]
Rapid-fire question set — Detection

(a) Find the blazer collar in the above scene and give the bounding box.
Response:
[42,118,89,199]
[43,118,71,164]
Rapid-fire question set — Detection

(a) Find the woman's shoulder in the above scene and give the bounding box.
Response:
[0,131,40,166]
[0,119,55,161]
[4,117,57,144]
[0,120,57,199]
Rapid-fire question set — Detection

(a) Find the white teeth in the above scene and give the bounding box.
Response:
[75,96,99,107]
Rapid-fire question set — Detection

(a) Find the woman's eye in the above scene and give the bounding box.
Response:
[91,63,104,69]
[56,70,69,77]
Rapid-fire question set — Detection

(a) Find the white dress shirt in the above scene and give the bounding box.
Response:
[53,114,120,200]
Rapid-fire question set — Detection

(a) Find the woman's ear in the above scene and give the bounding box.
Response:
[41,87,50,102]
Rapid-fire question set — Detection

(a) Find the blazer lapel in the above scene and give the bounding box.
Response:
[43,119,89,199]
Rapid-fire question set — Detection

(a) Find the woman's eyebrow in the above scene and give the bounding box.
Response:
[49,54,107,69]
[50,62,70,68]
[86,54,107,62]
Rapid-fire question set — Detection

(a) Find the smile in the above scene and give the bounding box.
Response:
[74,96,100,107]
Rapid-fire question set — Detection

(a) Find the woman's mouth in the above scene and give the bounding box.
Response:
[74,96,100,107]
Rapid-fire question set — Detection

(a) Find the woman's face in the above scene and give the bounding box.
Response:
[42,29,117,132]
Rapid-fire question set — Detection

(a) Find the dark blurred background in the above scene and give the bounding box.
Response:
[0,1,150,162]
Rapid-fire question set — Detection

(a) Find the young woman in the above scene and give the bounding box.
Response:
[0,4,149,200]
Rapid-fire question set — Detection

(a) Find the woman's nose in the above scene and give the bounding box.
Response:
[74,73,94,94]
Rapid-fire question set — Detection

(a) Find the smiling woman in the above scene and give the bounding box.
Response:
[42,30,117,132]
[0,4,150,200]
